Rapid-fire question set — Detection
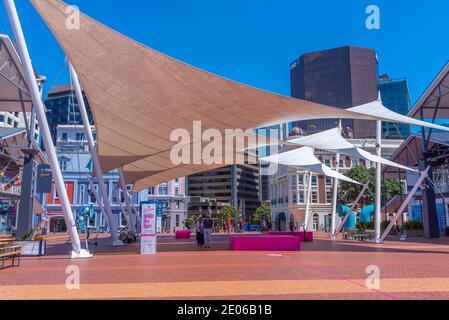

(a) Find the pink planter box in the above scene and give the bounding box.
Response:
[266,232,314,242]
[175,230,191,239]
[230,236,301,251]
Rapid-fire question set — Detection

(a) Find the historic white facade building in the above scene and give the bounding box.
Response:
[269,130,403,232]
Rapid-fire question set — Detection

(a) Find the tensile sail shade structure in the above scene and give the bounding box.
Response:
[31,0,449,193]
[348,98,448,129]
[261,147,361,185]
[0,34,32,112]
[289,127,416,172]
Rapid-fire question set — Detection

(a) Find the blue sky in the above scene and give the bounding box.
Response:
[1,0,448,104]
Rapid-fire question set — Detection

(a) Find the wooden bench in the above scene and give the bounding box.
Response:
[342,228,359,240]
[351,230,376,241]
[0,245,23,270]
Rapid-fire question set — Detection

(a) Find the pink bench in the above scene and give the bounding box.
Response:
[175,230,191,239]
[265,231,313,242]
[230,236,301,251]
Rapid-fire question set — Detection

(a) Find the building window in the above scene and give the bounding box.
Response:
[99,213,106,227]
[299,192,305,204]
[292,193,297,204]
[120,211,127,228]
[54,183,68,201]
[313,214,319,231]
[59,158,68,171]
[79,184,87,204]
[148,187,155,195]
[174,186,179,196]
[89,184,98,204]
[62,132,68,141]
[324,159,331,167]
[76,133,85,141]
[158,183,168,196]
[325,190,333,204]
[291,177,297,188]
[325,177,332,186]
[176,215,180,227]
[311,191,318,204]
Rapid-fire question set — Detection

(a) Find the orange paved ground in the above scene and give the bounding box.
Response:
[2,232,449,300]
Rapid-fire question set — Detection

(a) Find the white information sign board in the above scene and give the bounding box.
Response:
[141,203,157,255]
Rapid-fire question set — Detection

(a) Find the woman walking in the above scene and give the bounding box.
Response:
[195,217,205,248]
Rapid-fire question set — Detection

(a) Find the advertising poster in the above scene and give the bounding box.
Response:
[141,203,157,255]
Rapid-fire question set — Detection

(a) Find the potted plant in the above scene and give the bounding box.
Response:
[14,229,47,256]
[402,221,424,237]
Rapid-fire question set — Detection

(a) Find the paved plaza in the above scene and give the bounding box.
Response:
[2,233,449,300]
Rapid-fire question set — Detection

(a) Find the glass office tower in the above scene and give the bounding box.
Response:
[378,75,411,138]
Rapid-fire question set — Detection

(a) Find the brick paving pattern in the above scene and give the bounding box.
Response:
[1,233,449,300]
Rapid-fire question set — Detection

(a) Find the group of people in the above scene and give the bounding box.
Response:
[195,216,213,248]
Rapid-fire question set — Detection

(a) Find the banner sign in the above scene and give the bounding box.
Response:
[36,165,52,194]
[141,203,157,255]
[144,200,164,216]
[143,200,164,233]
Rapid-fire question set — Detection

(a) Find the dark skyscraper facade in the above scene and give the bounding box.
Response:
[290,46,379,138]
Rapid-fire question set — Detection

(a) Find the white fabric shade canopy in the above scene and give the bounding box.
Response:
[261,147,362,185]
[348,98,449,132]
[31,0,449,191]
[289,127,416,172]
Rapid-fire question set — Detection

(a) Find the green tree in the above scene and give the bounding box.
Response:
[253,205,271,224]
[219,205,238,229]
[338,166,403,209]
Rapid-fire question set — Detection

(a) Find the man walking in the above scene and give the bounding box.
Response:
[203,216,213,248]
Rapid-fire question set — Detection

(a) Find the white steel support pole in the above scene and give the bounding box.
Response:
[69,64,123,246]
[330,152,340,237]
[304,171,313,231]
[118,168,136,234]
[374,120,382,243]
[330,121,342,238]
[4,0,85,257]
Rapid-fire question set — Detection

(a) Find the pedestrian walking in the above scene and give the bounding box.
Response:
[195,217,204,248]
[203,216,213,248]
